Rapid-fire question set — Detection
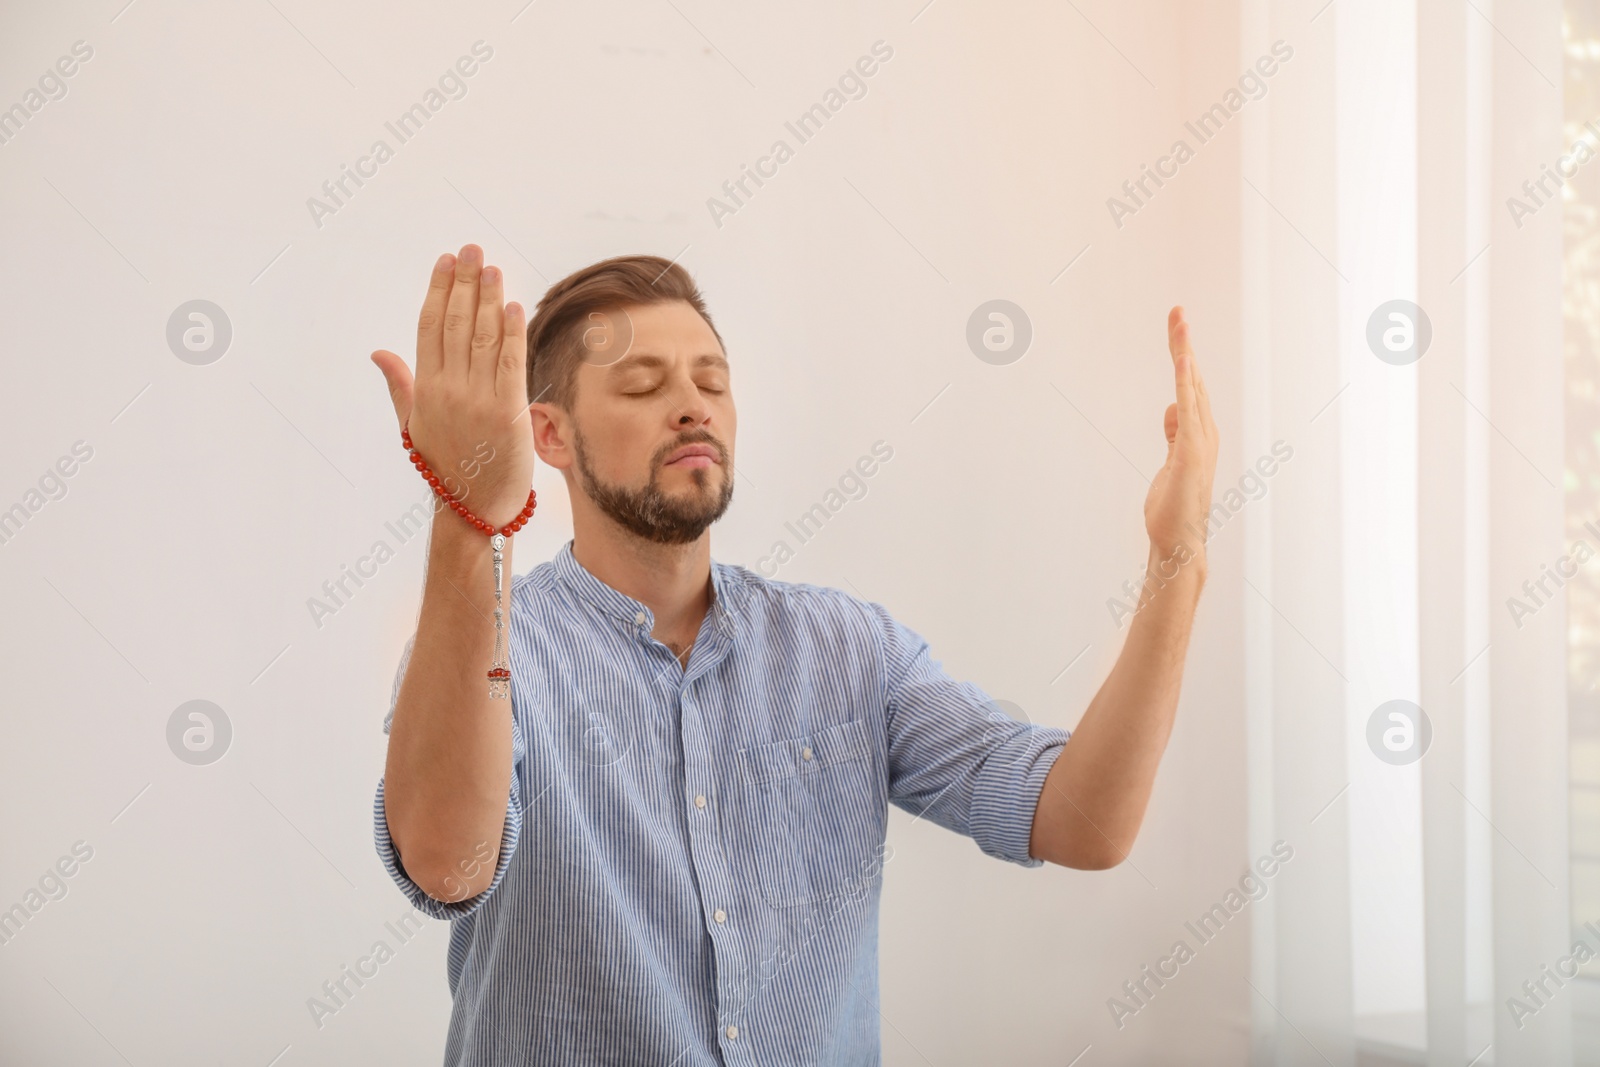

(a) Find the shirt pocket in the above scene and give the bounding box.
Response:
[734,717,881,910]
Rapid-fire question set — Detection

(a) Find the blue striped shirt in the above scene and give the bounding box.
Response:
[373,537,1070,1066]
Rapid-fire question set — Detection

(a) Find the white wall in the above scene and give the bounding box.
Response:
[0,2,1251,1063]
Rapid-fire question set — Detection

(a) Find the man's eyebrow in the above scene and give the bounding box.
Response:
[607,352,730,373]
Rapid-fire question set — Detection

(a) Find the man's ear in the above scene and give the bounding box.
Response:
[529,403,573,471]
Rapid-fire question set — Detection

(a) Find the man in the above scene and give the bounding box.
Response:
[369,243,1218,1065]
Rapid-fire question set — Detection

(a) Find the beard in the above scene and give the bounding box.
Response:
[572,424,735,545]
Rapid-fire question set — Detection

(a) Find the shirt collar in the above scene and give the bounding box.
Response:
[552,537,745,638]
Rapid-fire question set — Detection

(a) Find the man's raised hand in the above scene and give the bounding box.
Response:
[1142,306,1219,574]
[371,244,537,528]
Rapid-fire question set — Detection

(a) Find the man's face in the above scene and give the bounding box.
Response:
[554,300,736,545]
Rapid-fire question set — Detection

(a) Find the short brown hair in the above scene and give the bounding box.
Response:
[524,254,724,411]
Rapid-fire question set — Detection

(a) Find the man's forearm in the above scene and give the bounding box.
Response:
[382,508,515,902]
[1029,541,1205,869]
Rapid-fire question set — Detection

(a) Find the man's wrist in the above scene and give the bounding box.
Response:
[1144,538,1207,597]
[428,504,515,564]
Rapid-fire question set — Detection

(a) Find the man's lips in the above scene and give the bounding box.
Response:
[664,444,720,468]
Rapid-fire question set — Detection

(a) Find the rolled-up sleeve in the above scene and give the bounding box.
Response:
[373,633,525,920]
[869,601,1071,868]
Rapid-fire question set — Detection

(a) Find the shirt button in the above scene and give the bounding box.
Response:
[801,746,813,761]
[726,1025,739,1039]
[634,611,646,625]
[714,908,726,923]
[695,794,707,809]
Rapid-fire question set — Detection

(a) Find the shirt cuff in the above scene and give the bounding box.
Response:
[968,725,1071,867]
[372,774,522,921]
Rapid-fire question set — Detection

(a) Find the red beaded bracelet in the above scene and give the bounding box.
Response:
[403,424,535,536]
[402,421,535,699]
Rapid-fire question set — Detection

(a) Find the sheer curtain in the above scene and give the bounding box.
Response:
[1242,0,1571,1064]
